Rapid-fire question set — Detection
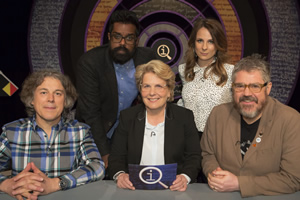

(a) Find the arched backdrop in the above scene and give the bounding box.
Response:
[0,0,299,127]
[28,0,300,103]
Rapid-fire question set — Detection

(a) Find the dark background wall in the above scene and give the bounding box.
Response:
[0,0,32,126]
[0,0,299,128]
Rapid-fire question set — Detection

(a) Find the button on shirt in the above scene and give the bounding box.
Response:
[0,117,105,189]
[107,59,138,138]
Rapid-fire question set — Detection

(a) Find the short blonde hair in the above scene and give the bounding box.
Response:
[135,60,175,101]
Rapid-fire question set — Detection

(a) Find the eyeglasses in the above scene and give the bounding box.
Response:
[232,82,268,93]
[140,84,168,93]
[111,33,136,45]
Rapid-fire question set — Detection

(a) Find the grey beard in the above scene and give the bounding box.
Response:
[234,94,267,120]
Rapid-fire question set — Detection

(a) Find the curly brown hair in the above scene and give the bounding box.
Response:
[184,18,231,86]
[20,70,77,118]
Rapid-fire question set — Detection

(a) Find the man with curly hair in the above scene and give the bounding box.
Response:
[0,70,105,200]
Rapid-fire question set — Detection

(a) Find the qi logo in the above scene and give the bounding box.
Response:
[157,44,172,60]
[139,166,168,188]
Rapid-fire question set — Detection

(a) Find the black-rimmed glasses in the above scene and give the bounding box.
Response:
[111,33,136,45]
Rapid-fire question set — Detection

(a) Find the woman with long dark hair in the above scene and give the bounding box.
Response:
[178,18,234,137]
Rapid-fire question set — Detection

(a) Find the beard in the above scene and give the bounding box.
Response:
[234,94,268,120]
[109,45,136,64]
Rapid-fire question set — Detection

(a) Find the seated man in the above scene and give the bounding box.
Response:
[201,54,300,197]
[0,70,105,200]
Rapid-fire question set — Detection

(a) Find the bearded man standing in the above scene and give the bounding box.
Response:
[200,54,300,197]
[75,10,157,170]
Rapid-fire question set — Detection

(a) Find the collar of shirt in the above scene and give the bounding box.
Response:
[145,109,166,132]
[113,59,135,77]
[32,116,66,142]
[32,115,64,132]
[194,58,216,73]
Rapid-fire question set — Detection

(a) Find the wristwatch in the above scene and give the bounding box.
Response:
[59,177,68,190]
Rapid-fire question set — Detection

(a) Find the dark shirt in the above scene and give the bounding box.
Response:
[240,117,261,159]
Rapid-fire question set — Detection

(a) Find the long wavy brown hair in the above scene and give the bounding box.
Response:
[184,18,231,86]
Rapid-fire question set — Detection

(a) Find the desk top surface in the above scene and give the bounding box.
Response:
[1,180,299,200]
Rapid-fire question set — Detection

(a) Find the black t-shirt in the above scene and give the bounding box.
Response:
[240,117,261,159]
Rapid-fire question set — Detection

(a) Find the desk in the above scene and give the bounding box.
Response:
[1,180,300,200]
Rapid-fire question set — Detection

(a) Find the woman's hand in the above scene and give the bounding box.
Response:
[116,173,135,190]
[170,174,188,191]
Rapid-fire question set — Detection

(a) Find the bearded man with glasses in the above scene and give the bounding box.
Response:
[200,54,300,197]
[75,10,157,174]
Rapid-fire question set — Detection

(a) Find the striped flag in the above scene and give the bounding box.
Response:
[0,70,18,96]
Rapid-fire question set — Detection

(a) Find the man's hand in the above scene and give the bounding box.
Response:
[12,162,60,197]
[102,154,109,169]
[0,163,41,200]
[28,162,60,195]
[170,175,188,192]
[116,173,135,190]
[207,167,240,192]
[0,178,37,200]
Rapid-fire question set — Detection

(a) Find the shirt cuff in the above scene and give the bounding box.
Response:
[180,173,191,184]
[113,171,126,182]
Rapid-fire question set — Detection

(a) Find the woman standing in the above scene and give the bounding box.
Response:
[178,18,233,137]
